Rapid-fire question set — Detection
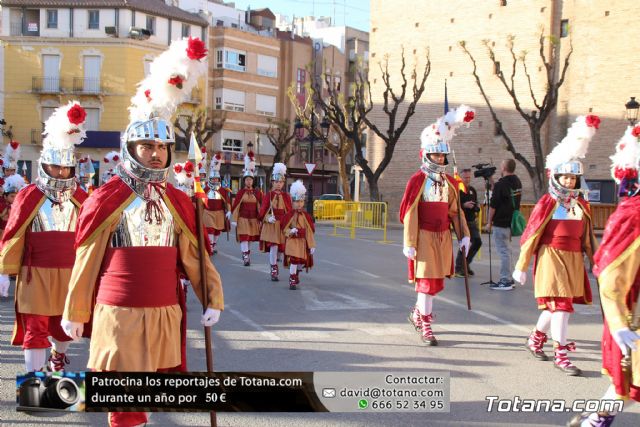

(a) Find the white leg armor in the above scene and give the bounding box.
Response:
[535,310,553,334]
[25,348,47,372]
[240,241,249,252]
[269,245,278,265]
[416,292,433,316]
[0,274,10,297]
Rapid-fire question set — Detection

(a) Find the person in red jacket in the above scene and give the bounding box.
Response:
[259,163,292,281]
[230,151,263,266]
[204,153,231,254]
[281,180,315,290]
[0,101,88,372]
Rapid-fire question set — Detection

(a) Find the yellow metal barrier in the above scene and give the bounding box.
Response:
[314,200,391,243]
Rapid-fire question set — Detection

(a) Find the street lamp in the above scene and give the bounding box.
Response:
[625,97,640,126]
[295,114,330,215]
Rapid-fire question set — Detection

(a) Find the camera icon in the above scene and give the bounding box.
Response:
[322,388,336,398]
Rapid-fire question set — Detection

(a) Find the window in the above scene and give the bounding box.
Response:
[222,139,243,152]
[257,55,277,78]
[560,19,569,38]
[88,10,99,30]
[256,94,276,117]
[84,108,100,131]
[222,89,245,112]
[215,96,222,109]
[182,23,190,38]
[47,10,58,29]
[216,49,246,72]
[216,20,224,27]
[296,68,306,94]
[146,15,155,35]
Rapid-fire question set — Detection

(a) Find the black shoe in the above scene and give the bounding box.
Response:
[467,268,475,276]
[453,270,465,278]
[490,280,514,291]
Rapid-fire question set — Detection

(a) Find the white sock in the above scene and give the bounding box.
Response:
[290,264,297,274]
[550,311,570,346]
[51,339,70,354]
[415,293,433,316]
[240,241,249,252]
[24,348,47,372]
[208,234,215,249]
[0,274,10,296]
[213,234,219,244]
[269,246,278,265]
[535,310,552,334]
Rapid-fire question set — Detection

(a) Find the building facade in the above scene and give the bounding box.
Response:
[369,0,638,216]
[0,0,207,184]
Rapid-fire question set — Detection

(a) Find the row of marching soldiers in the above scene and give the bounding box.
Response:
[173,149,316,290]
[400,105,639,426]
[0,37,227,427]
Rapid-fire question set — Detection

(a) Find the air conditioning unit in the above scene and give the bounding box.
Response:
[128,27,151,40]
[105,26,118,37]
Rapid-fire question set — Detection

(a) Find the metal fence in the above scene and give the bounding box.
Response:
[314,200,391,243]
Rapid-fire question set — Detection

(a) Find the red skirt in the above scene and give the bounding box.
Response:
[536,297,574,313]
[415,278,444,296]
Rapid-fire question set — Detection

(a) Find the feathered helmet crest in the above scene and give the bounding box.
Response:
[290,179,307,202]
[3,140,21,170]
[271,163,287,182]
[209,152,222,179]
[243,151,256,178]
[3,174,26,194]
[611,124,640,197]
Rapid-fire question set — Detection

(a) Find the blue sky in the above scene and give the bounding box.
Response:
[231,0,370,32]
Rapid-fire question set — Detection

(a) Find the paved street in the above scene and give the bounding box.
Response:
[1,225,639,426]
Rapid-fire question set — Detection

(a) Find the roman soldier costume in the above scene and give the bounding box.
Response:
[281,180,315,290]
[0,175,27,298]
[230,151,263,266]
[569,124,640,427]
[0,101,88,372]
[61,37,223,427]
[513,115,600,376]
[203,153,230,254]
[400,105,472,346]
[101,150,120,185]
[259,163,292,281]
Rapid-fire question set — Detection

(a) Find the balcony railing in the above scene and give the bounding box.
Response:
[32,76,63,93]
[72,77,103,95]
[31,128,43,144]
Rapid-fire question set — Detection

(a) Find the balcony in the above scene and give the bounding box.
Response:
[31,129,43,144]
[32,76,64,93]
[72,78,104,95]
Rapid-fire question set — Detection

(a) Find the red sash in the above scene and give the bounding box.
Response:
[206,199,224,211]
[273,208,285,221]
[239,202,258,219]
[292,228,306,238]
[418,202,450,232]
[23,231,75,268]
[540,219,583,252]
[96,247,179,307]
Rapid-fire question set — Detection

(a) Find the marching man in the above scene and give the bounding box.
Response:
[61,37,223,427]
[0,101,88,371]
[259,163,292,281]
[400,106,472,346]
[569,124,640,426]
[0,175,27,298]
[203,153,231,255]
[281,180,315,290]
[230,151,263,266]
[513,115,600,376]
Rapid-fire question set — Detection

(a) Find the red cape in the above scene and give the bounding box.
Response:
[205,187,230,211]
[231,188,263,213]
[280,209,315,233]
[520,194,591,245]
[75,176,199,248]
[1,184,86,245]
[258,191,292,220]
[399,171,458,223]
[594,196,640,276]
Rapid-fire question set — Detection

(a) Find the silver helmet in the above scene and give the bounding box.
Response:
[37,101,87,202]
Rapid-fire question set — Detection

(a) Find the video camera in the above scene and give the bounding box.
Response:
[472,163,497,180]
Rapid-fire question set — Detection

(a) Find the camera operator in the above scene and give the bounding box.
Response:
[484,159,522,290]
[455,169,482,277]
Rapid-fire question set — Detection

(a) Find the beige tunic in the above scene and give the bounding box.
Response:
[403,176,469,279]
[203,189,229,231]
[232,191,260,241]
[260,194,287,245]
[63,194,224,371]
[283,211,316,260]
[515,202,595,299]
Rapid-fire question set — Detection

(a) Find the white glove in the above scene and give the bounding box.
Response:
[290,227,298,236]
[459,236,470,256]
[403,247,416,260]
[225,211,232,220]
[231,221,237,227]
[201,308,221,327]
[512,269,527,285]
[61,319,84,341]
[267,215,276,224]
[310,247,316,255]
[612,327,640,355]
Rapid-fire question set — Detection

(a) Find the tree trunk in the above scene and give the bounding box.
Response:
[367,178,380,202]
[336,154,352,201]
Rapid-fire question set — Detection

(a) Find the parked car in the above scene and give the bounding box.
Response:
[318,194,344,201]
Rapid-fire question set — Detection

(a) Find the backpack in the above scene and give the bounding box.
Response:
[510,189,526,236]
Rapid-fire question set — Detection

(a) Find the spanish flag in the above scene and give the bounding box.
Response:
[188,132,207,200]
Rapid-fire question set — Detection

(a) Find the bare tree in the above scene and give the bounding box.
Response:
[459,32,573,198]
[355,48,431,201]
[173,107,226,151]
[259,117,297,188]
[289,79,355,201]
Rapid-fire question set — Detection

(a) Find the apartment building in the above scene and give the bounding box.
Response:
[0,0,207,184]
